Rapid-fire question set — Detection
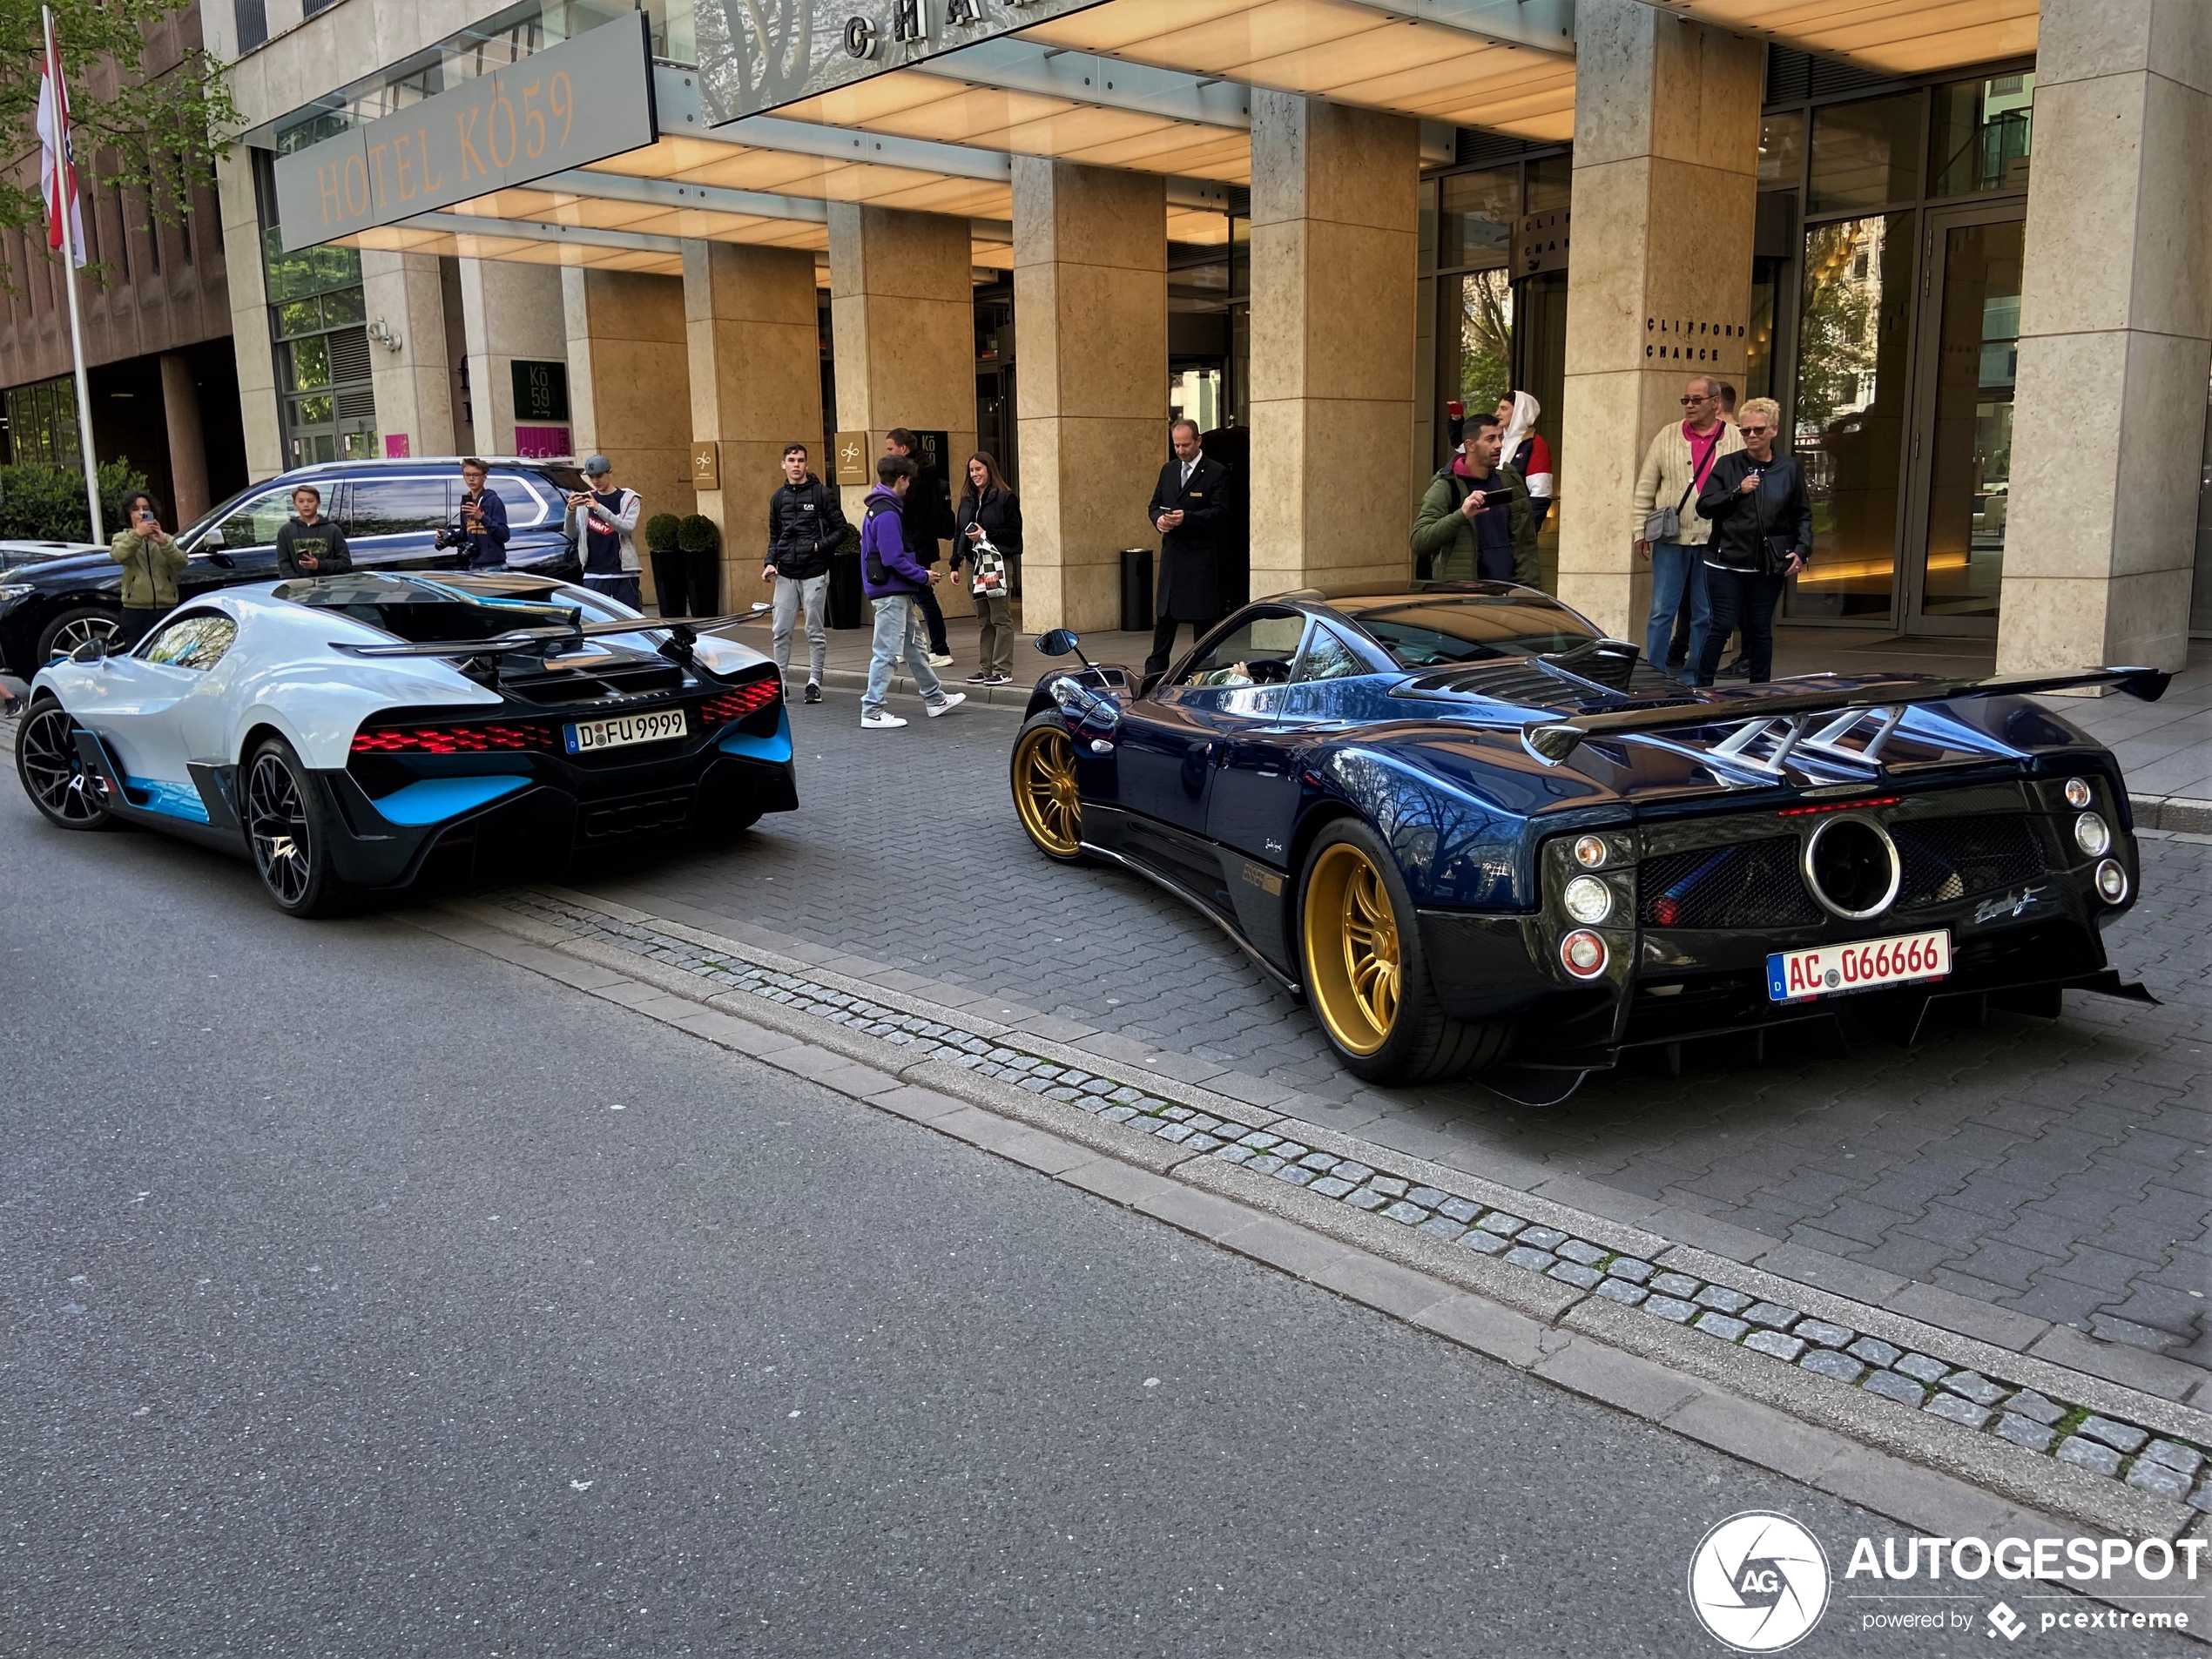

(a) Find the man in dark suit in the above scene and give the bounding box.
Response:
[1144,419,1231,678]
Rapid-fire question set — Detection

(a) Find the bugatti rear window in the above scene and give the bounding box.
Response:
[1354,599,1597,668]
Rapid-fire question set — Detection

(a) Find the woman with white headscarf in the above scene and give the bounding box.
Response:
[1494,390,1554,529]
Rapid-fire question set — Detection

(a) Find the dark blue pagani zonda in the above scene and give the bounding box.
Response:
[1008,584,2166,1102]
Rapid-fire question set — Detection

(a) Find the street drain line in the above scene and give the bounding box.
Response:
[490,887,2211,1514]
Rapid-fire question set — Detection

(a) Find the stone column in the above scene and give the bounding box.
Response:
[826,205,976,531]
[1012,158,1167,632]
[360,248,455,459]
[684,240,822,604]
[158,354,210,528]
[1999,0,2210,674]
[565,267,695,605]
[1555,0,1762,638]
[1247,92,1420,597]
[456,259,568,456]
[214,147,284,478]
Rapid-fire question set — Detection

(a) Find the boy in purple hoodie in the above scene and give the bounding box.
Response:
[859,455,965,729]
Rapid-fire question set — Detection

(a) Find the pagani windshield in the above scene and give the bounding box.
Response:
[1346,596,1600,670]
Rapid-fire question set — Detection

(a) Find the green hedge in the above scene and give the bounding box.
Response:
[677,513,719,554]
[0,459,152,543]
[643,511,682,552]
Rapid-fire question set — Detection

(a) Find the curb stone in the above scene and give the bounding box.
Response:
[420,891,2212,1550]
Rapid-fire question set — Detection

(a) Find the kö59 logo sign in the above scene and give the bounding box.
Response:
[1689,1512,1832,1652]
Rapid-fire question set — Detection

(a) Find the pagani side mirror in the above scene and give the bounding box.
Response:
[1035,628,1079,658]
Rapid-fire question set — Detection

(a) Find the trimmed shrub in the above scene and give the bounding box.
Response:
[0,458,151,542]
[677,513,719,554]
[643,511,682,552]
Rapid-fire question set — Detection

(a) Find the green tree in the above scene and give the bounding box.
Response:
[1455,269,1513,412]
[0,0,236,292]
[1796,225,1879,434]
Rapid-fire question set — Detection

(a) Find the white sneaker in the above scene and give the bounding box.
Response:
[860,709,907,729]
[923,691,966,718]
[927,651,954,668]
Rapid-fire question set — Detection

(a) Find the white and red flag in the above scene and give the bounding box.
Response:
[36,22,87,268]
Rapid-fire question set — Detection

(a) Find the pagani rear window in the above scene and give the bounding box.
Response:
[1352,597,1598,669]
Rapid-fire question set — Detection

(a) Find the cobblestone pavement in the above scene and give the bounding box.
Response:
[566,691,2209,1373]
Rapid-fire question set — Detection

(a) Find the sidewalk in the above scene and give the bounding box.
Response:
[724,603,2212,832]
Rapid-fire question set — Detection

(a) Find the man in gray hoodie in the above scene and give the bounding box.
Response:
[567,455,644,609]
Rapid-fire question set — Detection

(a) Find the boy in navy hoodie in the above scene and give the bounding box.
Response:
[859,455,965,729]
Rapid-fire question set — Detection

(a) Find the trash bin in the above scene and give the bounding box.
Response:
[828,546,865,630]
[1119,547,1153,634]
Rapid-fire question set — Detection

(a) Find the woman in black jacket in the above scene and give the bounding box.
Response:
[1692,397,1811,686]
[951,452,1023,684]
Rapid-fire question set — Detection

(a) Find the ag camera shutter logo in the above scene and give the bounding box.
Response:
[1688,1512,1831,1651]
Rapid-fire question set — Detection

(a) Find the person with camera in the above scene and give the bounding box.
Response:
[765,442,847,704]
[566,455,643,609]
[1410,414,1537,586]
[108,490,187,647]
[274,483,352,578]
[438,458,509,570]
[1691,397,1810,687]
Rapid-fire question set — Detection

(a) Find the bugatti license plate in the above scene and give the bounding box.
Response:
[565,709,689,754]
[1767,929,1950,1003]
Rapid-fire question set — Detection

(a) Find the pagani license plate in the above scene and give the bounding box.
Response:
[564,709,689,754]
[1767,929,1951,1003]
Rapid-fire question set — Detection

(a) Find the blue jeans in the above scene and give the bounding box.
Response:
[863,594,945,716]
[1645,543,1710,685]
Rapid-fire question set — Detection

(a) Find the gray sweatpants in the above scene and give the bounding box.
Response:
[771,572,829,684]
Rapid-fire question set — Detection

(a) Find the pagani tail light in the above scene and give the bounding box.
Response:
[698,678,782,725]
[352,721,557,754]
[1560,929,1608,979]
[2094,859,2128,903]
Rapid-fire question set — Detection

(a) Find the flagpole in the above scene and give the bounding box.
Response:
[43,4,103,546]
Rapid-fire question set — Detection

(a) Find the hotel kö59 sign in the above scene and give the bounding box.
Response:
[272,14,657,253]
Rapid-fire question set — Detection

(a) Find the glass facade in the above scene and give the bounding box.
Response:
[1756,63,2033,633]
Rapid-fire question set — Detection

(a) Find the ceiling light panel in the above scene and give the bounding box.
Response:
[1652,0,2035,73]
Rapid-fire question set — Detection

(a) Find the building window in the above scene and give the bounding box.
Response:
[235,0,267,51]
[1808,94,1921,212]
[1930,73,2033,197]
[3,376,82,467]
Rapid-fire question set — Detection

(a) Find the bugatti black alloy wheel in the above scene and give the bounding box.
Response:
[244,736,354,917]
[15,701,113,830]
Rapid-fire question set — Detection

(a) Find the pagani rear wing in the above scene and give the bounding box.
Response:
[1521,665,2171,770]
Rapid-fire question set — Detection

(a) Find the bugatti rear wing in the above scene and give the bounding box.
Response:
[1521,666,2171,771]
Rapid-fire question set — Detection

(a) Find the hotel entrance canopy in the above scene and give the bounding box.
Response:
[269,0,2044,269]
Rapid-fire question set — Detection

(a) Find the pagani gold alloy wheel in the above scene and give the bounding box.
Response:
[1302,840,1401,1055]
[1297,821,1507,1086]
[1011,714,1084,861]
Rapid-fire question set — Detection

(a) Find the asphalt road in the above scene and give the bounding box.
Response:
[0,779,2190,1657]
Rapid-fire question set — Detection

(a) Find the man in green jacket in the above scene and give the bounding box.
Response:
[109,490,188,646]
[1410,413,1540,588]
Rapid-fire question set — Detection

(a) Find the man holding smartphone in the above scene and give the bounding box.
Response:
[1410,414,1537,586]
[108,490,187,646]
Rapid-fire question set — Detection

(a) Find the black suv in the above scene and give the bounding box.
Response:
[0,456,586,678]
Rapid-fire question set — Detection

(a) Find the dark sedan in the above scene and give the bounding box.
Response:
[0,457,584,678]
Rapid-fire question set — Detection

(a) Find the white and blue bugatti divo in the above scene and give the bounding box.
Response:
[12,572,793,915]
